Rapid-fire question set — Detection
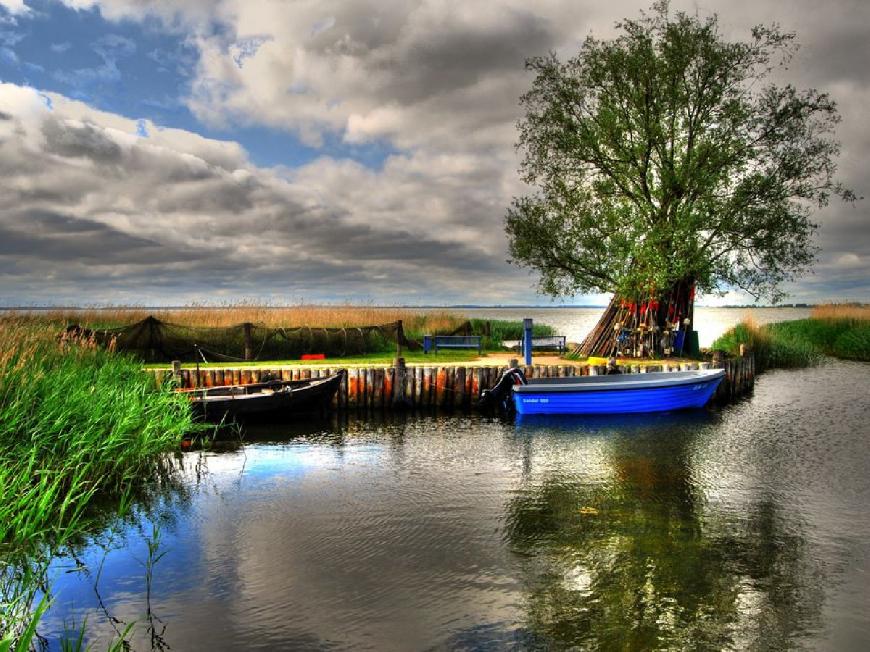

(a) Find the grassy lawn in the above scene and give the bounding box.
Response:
[144,349,486,368]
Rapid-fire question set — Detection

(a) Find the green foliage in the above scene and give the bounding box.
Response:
[712,318,870,369]
[830,324,870,361]
[0,344,193,550]
[506,1,854,302]
[0,320,193,648]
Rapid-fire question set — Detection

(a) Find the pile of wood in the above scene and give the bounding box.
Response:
[576,280,696,358]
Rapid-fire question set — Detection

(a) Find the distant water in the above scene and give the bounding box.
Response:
[447,306,813,348]
[37,359,870,650]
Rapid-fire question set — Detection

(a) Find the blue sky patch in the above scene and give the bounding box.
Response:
[0,0,396,170]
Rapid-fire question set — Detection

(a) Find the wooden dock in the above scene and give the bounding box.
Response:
[152,354,755,411]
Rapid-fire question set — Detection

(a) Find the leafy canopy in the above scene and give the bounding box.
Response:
[506,1,854,302]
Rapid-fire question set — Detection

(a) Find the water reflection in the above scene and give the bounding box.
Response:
[30,361,870,650]
[505,413,824,649]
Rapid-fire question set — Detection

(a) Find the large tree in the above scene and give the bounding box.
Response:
[506,2,854,357]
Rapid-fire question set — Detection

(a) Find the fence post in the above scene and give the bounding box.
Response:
[395,320,403,364]
[243,322,253,361]
[394,357,407,407]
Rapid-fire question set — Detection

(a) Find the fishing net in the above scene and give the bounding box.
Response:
[65,316,418,362]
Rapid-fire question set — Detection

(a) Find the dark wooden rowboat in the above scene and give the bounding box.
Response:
[183,372,344,421]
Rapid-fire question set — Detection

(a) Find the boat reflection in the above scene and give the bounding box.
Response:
[503,414,824,649]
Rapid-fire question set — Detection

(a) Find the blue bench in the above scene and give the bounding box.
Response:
[423,335,482,354]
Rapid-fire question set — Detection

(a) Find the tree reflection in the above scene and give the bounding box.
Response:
[503,420,824,650]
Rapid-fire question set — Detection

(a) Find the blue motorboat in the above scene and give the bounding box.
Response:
[512,368,725,415]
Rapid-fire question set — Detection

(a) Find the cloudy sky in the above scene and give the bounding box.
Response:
[0,0,866,306]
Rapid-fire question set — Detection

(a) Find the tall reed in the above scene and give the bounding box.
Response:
[713,310,870,368]
[0,318,193,644]
[810,303,870,322]
[7,303,468,332]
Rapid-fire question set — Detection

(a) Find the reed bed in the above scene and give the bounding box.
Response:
[810,303,870,322]
[713,308,870,368]
[9,303,468,333]
[0,317,193,646]
[712,317,822,370]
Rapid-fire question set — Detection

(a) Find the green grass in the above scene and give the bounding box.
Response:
[712,317,870,369]
[143,319,558,368]
[145,349,491,369]
[0,319,194,646]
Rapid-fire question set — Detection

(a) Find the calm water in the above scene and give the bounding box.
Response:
[38,359,870,650]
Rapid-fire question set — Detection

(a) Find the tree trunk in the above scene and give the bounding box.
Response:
[575,280,696,358]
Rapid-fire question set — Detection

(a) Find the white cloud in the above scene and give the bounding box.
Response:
[15,0,870,303]
[0,82,533,304]
[0,0,29,16]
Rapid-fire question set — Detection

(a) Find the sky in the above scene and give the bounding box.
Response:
[0,0,866,307]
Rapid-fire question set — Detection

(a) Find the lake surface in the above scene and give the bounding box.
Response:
[37,358,870,650]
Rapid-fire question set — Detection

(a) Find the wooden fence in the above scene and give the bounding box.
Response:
[152,354,755,411]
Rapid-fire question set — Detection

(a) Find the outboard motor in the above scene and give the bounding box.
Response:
[479,367,527,412]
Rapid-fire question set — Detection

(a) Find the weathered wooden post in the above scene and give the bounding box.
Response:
[436,367,448,408]
[171,360,181,385]
[404,363,414,407]
[243,322,253,361]
[455,367,465,409]
[395,320,403,364]
[373,368,384,409]
[393,358,407,407]
[348,368,359,410]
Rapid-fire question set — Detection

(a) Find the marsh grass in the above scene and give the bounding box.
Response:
[713,305,870,368]
[13,304,467,333]
[0,318,194,646]
[4,306,555,358]
[810,303,870,322]
[468,318,554,343]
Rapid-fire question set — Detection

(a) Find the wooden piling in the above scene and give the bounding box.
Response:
[455,367,466,409]
[419,368,426,408]
[373,368,383,408]
[347,369,359,409]
[150,355,756,412]
[436,367,447,408]
[422,367,432,408]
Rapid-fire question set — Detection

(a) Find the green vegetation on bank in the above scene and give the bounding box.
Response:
[9,310,555,362]
[712,316,870,369]
[1,319,194,647]
[147,349,482,369]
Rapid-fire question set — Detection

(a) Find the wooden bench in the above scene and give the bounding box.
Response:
[423,335,482,354]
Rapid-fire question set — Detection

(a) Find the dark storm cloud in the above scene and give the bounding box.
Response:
[42,118,123,162]
[0,212,169,263]
[2,0,868,304]
[0,83,520,304]
[376,10,556,104]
